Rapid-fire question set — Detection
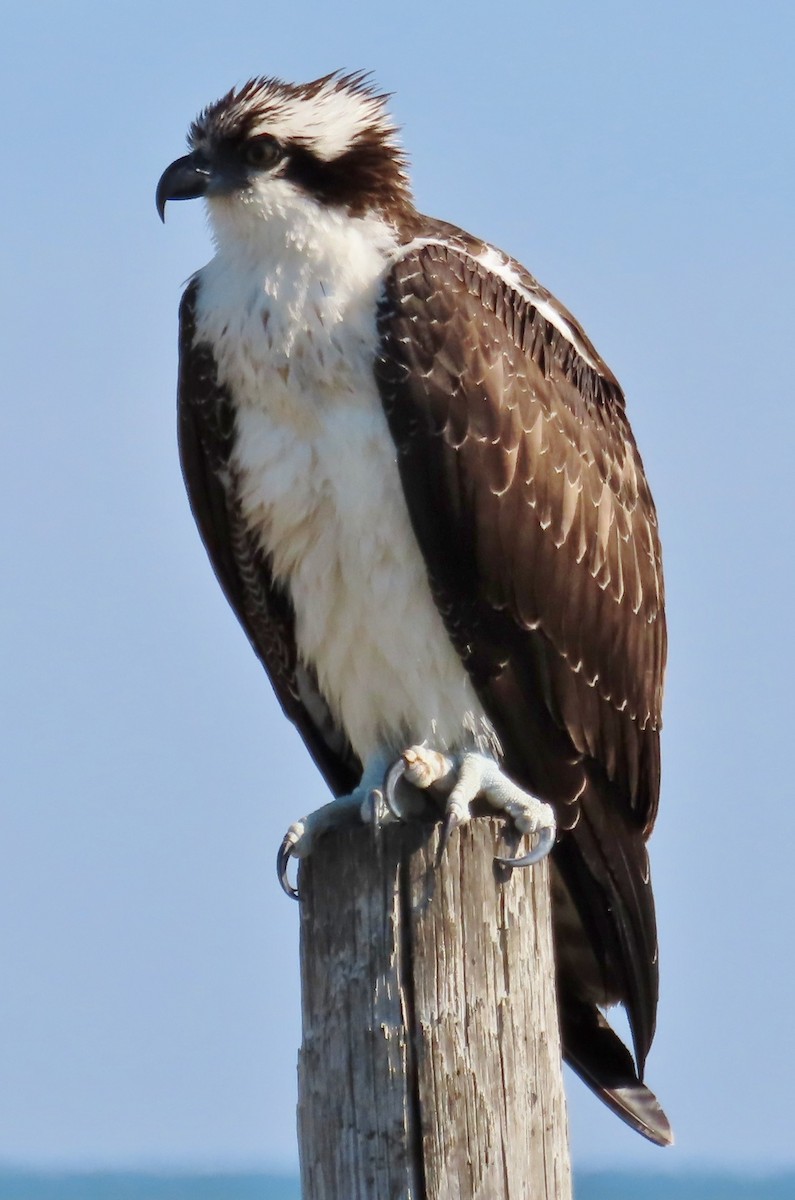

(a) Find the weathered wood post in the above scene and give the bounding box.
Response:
[296,817,572,1200]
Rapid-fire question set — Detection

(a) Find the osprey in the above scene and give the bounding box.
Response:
[157,72,670,1146]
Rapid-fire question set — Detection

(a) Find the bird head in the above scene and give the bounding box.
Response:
[156,72,414,239]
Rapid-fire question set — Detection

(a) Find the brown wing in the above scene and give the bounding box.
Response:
[374,234,666,1073]
[177,278,360,797]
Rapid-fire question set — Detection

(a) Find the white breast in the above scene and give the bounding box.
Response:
[194,204,486,766]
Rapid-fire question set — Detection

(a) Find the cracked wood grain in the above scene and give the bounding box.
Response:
[297,818,571,1200]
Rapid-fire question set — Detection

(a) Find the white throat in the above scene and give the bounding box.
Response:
[207,176,398,267]
[197,182,400,389]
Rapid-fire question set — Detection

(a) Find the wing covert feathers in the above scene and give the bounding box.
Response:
[376,237,665,821]
[374,232,667,1105]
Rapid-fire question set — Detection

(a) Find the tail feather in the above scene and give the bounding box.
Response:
[561,997,673,1147]
[551,764,660,1080]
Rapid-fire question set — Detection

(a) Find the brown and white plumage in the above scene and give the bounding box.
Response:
[158,71,670,1145]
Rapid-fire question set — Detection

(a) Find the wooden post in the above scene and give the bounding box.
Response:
[296,817,572,1200]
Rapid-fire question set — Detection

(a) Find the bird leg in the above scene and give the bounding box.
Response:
[385,746,557,868]
[277,748,556,899]
[276,756,427,899]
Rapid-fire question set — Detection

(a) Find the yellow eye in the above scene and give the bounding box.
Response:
[245,137,282,169]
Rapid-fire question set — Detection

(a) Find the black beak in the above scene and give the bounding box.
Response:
[156,153,212,221]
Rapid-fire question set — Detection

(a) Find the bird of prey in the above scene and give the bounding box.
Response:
[157,72,670,1146]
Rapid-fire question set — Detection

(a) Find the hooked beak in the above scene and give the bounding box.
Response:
[156,153,212,221]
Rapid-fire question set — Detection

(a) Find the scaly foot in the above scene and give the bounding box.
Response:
[385,747,556,867]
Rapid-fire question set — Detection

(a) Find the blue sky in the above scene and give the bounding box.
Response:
[2,0,793,1178]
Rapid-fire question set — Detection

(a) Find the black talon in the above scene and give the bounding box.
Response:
[277,837,300,900]
[437,807,460,864]
[494,825,556,869]
[384,757,408,819]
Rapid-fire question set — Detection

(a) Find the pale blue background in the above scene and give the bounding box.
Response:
[2,0,793,1180]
